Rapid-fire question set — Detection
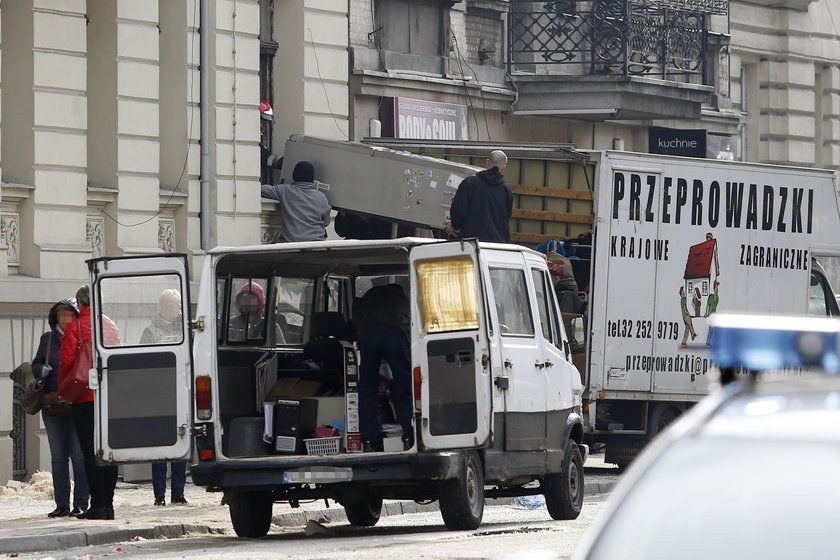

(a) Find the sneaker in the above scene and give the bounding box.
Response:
[70,507,87,517]
[401,433,415,451]
[171,496,188,505]
[154,497,166,506]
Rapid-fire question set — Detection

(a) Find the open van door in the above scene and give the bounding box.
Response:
[89,255,193,463]
[410,240,491,449]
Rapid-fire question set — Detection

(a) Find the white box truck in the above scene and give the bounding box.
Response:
[584,151,840,466]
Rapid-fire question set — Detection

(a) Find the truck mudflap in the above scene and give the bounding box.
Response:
[191,451,464,490]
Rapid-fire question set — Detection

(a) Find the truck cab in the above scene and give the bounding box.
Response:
[87,238,585,537]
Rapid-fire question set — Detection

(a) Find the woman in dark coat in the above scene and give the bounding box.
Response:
[31,298,89,517]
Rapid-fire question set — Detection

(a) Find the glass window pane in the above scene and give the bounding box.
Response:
[227,278,270,343]
[808,272,829,316]
[489,268,534,336]
[416,256,479,334]
[98,274,183,347]
[532,269,554,342]
[274,277,314,345]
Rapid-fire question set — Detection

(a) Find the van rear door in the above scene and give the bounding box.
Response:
[410,240,491,449]
[89,255,193,463]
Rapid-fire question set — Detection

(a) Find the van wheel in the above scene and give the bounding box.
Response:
[543,442,583,520]
[228,489,273,538]
[439,450,484,530]
[343,497,383,527]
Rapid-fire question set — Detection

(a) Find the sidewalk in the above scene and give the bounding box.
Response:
[0,454,619,555]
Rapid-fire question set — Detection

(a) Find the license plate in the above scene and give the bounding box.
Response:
[282,467,353,484]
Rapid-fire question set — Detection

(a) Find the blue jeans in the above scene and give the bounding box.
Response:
[359,323,412,443]
[42,410,89,510]
[152,461,187,499]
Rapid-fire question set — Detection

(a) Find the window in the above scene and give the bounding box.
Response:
[274,277,314,345]
[532,268,561,347]
[415,257,479,333]
[375,0,445,57]
[226,278,271,344]
[489,267,534,336]
[808,271,838,316]
[98,274,184,347]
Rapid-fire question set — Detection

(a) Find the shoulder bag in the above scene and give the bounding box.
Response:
[22,377,45,415]
[22,332,55,415]
[58,320,93,404]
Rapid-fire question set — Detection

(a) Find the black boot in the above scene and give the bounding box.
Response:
[77,506,110,520]
[47,506,70,518]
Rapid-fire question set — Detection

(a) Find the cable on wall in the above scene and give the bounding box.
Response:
[99,0,198,228]
[308,27,349,140]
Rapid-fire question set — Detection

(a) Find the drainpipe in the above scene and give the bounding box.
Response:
[200,0,211,251]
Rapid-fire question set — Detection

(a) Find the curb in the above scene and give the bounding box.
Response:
[0,480,616,554]
[0,523,218,554]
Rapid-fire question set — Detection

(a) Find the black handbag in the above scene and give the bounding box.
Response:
[22,377,45,415]
[23,332,54,415]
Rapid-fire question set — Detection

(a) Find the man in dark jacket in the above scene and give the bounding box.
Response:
[445,150,512,242]
[353,283,413,452]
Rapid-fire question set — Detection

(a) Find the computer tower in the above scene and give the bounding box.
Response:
[273,398,318,454]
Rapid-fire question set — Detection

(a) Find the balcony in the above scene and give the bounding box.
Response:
[508,0,728,120]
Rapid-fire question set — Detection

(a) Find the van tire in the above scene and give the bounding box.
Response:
[439,450,484,530]
[344,497,383,527]
[228,489,273,538]
[543,442,583,520]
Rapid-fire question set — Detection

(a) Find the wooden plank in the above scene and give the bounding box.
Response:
[512,208,593,225]
[512,231,565,244]
[511,184,594,201]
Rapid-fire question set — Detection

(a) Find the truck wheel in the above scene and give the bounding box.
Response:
[228,489,273,538]
[343,497,383,527]
[543,441,583,520]
[439,450,484,530]
[653,407,679,434]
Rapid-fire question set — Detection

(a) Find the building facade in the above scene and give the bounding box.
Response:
[0,0,347,483]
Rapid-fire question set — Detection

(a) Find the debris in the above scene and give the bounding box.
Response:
[304,519,332,536]
[132,536,147,542]
[513,495,546,510]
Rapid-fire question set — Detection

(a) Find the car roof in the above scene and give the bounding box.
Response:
[698,375,840,442]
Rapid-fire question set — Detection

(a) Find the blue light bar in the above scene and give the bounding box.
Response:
[709,314,840,373]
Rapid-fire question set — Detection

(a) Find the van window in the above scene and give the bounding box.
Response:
[415,256,479,334]
[226,278,271,344]
[273,277,314,345]
[532,268,560,346]
[489,268,534,336]
[98,274,183,347]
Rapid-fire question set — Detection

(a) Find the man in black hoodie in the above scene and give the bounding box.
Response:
[445,150,512,242]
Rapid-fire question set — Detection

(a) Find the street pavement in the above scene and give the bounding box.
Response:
[0,453,619,555]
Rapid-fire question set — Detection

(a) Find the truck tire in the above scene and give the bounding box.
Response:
[228,489,273,538]
[344,497,383,527]
[543,441,583,520]
[439,450,484,530]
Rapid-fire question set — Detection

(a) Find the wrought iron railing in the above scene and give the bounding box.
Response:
[509,0,720,81]
[11,375,26,482]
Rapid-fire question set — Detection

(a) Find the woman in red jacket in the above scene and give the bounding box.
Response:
[59,284,120,520]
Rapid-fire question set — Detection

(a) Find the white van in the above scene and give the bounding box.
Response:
[88,238,585,537]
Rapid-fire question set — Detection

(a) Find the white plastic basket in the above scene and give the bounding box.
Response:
[304,436,342,455]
